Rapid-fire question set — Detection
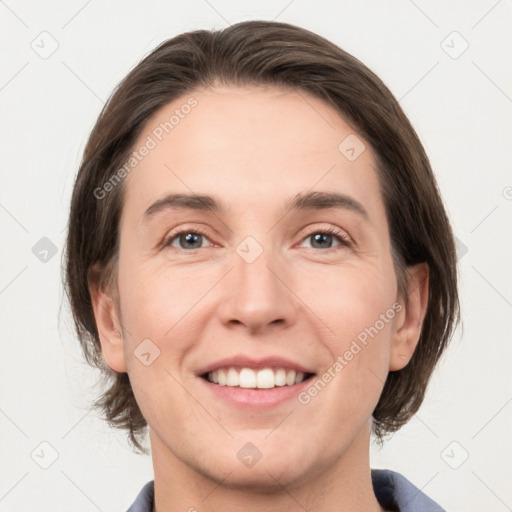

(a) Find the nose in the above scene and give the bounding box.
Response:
[216,243,298,334]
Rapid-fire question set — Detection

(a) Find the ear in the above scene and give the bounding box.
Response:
[389,262,429,371]
[88,265,127,373]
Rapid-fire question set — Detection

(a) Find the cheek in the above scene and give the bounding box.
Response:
[118,269,196,420]
[314,258,397,338]
[305,282,396,436]
[119,258,207,342]
[310,258,397,393]
[116,261,217,421]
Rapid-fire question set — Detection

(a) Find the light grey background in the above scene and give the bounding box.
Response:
[1,1,511,510]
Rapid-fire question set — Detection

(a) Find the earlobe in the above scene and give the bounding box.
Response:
[389,263,429,371]
[88,266,127,373]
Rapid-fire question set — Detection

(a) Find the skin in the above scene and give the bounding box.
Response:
[89,84,429,512]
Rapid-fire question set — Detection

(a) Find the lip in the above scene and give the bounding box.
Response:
[195,354,315,376]
[197,372,315,408]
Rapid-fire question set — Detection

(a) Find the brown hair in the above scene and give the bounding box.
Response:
[62,20,460,453]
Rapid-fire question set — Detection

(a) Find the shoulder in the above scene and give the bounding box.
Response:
[126,480,154,512]
[371,469,446,511]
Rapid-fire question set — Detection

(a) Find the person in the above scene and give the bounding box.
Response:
[63,20,460,512]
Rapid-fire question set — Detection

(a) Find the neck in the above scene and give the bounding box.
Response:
[149,425,385,512]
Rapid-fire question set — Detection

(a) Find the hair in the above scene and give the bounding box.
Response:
[62,20,461,453]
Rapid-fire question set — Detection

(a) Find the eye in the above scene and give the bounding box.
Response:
[162,226,352,252]
[299,226,352,251]
[163,228,213,250]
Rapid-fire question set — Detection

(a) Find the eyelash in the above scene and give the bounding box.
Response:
[162,225,352,253]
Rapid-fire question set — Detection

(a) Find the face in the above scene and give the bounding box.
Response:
[93,84,423,490]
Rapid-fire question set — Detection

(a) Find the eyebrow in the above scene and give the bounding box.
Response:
[142,190,369,223]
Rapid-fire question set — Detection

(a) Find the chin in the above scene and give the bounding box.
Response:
[206,458,310,492]
[194,440,317,490]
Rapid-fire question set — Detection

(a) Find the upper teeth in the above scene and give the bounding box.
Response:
[207,368,307,388]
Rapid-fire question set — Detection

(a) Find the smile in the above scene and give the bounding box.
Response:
[202,367,315,389]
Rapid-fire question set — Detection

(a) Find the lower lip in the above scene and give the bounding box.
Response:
[197,376,315,408]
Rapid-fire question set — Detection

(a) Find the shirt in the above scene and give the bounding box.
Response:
[126,469,445,511]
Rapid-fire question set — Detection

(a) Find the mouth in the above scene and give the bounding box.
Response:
[195,355,317,408]
[200,367,316,389]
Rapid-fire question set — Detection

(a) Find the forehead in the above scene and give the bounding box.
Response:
[121,85,382,226]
